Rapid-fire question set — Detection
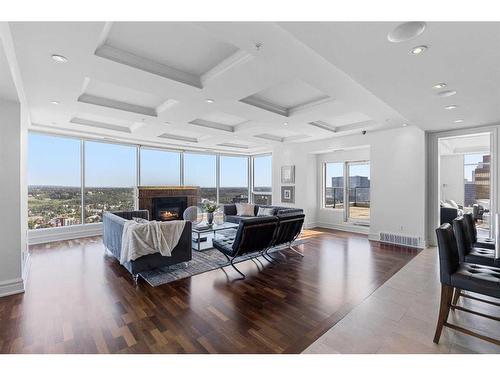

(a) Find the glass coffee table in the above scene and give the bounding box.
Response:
[191,222,239,251]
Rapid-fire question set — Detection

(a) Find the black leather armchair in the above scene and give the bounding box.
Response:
[434,223,500,345]
[213,216,279,278]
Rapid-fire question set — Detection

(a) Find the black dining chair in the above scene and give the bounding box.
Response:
[453,216,498,267]
[434,223,500,345]
[463,213,495,250]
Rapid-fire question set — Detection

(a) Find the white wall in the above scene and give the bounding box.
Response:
[272,144,318,228]
[272,125,426,246]
[440,154,464,205]
[0,98,25,297]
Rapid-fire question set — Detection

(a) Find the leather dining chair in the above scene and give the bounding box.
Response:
[434,223,500,345]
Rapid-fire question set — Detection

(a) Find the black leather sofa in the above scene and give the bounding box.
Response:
[223,203,303,224]
[212,213,305,279]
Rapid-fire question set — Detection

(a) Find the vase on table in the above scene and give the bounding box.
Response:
[207,212,214,225]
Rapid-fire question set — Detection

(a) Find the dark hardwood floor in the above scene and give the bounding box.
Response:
[0,228,419,353]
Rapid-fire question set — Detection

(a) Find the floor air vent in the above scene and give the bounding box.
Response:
[379,232,420,248]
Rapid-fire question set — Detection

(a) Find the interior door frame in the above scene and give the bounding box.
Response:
[427,125,498,246]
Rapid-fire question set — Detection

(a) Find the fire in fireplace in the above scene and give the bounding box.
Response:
[152,197,187,221]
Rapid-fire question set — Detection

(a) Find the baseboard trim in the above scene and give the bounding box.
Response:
[0,278,25,298]
[315,222,370,235]
[28,223,103,245]
[304,222,318,229]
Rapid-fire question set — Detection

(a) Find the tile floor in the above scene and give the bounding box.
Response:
[303,247,500,354]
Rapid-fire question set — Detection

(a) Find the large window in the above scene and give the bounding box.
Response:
[183,153,217,202]
[84,141,136,223]
[323,160,370,223]
[252,155,272,205]
[140,148,180,186]
[324,162,344,209]
[220,155,249,203]
[28,132,273,230]
[28,133,82,229]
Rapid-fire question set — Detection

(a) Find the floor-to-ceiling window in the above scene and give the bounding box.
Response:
[28,132,273,231]
[84,141,136,223]
[183,152,217,202]
[323,160,370,224]
[219,155,249,203]
[140,147,181,186]
[28,133,82,229]
[252,154,272,204]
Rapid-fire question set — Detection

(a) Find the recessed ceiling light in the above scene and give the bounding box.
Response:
[410,45,428,55]
[388,22,426,43]
[283,122,288,126]
[437,90,457,97]
[205,99,215,103]
[445,105,458,110]
[402,123,408,127]
[454,119,464,123]
[51,54,68,63]
[50,100,60,105]
[433,83,447,89]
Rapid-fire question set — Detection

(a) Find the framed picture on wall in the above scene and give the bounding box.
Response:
[281,165,295,183]
[281,186,295,203]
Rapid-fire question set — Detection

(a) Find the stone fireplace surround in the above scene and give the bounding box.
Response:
[138,187,200,221]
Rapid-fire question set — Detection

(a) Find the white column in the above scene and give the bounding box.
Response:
[0,98,26,297]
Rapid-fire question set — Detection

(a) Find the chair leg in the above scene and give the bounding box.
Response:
[230,258,246,279]
[433,284,454,344]
[451,288,461,310]
[132,274,139,287]
[289,245,304,257]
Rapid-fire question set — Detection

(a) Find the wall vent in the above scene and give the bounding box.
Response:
[379,232,420,248]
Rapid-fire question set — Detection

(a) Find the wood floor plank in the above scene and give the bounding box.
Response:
[0,228,418,353]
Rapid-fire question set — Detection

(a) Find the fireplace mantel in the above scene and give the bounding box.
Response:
[138,186,200,220]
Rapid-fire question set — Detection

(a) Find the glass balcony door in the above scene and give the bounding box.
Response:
[346,161,370,223]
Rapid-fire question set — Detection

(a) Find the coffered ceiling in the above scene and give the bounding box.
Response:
[8,22,500,154]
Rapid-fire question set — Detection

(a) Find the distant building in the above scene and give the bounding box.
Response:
[331,176,370,205]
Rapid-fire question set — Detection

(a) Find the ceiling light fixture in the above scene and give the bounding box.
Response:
[454,119,464,123]
[387,22,426,43]
[410,45,428,55]
[205,99,215,103]
[51,54,68,63]
[437,90,457,97]
[50,100,60,105]
[402,123,408,127]
[445,105,458,110]
[283,122,288,126]
[433,83,446,89]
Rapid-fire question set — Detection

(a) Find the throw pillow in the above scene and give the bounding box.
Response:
[132,217,149,224]
[235,203,255,216]
[257,207,275,217]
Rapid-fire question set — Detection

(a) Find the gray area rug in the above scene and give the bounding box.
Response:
[139,239,307,287]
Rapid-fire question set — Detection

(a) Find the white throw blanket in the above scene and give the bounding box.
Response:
[120,220,186,264]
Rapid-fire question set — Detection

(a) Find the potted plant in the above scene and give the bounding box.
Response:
[201,199,218,225]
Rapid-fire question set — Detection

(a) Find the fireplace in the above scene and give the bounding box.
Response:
[152,197,187,221]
